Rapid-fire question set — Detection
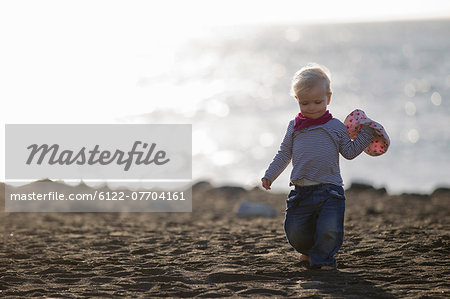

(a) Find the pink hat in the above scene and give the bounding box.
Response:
[344,109,390,156]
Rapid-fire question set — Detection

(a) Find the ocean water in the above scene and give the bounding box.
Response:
[132,19,450,194]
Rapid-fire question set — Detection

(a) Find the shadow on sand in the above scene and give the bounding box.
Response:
[252,261,395,298]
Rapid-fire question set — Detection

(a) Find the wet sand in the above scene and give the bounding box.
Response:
[0,182,449,298]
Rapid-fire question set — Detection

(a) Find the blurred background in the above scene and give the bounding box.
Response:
[1,0,449,194]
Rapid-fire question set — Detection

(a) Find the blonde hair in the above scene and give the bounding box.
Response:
[290,63,331,98]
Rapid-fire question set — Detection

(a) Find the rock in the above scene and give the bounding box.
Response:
[347,182,374,191]
[192,181,213,192]
[347,182,387,195]
[365,207,382,215]
[400,193,430,200]
[235,200,276,218]
[431,187,450,199]
[208,185,247,198]
[0,182,4,212]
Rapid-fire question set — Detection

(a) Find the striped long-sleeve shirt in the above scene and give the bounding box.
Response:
[263,118,374,186]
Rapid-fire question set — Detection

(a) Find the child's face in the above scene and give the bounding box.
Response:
[295,85,331,119]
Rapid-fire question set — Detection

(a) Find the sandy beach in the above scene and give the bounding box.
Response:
[0,181,449,298]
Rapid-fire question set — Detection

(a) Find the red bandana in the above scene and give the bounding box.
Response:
[294,110,333,131]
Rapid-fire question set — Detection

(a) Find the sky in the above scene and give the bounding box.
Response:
[1,0,450,182]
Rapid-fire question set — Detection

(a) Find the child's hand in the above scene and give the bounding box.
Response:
[261,178,272,190]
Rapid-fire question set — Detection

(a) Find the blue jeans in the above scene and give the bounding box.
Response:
[284,183,346,267]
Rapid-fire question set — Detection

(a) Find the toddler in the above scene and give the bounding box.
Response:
[261,63,375,270]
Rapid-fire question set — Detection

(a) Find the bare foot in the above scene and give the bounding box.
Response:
[299,254,310,263]
[318,265,337,270]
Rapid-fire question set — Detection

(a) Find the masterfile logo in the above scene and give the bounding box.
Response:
[26,141,170,171]
[6,124,192,180]
[5,124,192,212]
